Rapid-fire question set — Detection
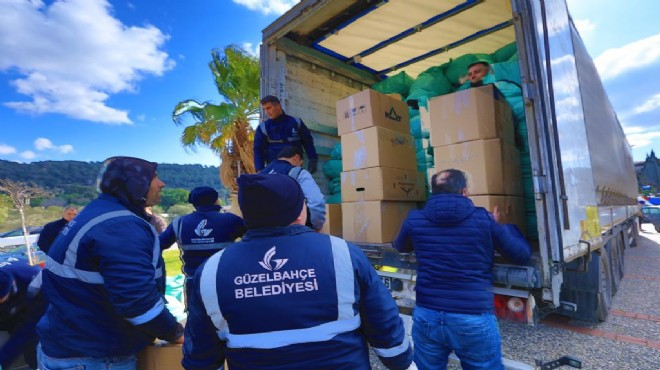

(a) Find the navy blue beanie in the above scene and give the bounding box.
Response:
[188,187,219,208]
[0,270,14,298]
[238,173,305,229]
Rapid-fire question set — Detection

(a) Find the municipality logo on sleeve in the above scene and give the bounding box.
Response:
[194,219,213,237]
[259,246,288,271]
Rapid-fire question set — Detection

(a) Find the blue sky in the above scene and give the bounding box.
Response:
[0,0,658,166]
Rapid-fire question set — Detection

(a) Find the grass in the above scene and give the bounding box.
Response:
[163,248,183,277]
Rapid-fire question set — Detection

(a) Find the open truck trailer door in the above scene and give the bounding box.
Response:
[260,0,639,326]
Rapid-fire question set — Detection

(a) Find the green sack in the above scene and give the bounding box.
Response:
[372,71,415,99]
[323,159,343,179]
[491,42,518,63]
[330,143,342,160]
[406,66,453,109]
[326,193,342,204]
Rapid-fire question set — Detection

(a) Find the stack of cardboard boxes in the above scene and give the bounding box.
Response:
[427,85,526,234]
[335,89,427,244]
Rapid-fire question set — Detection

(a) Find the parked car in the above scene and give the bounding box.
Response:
[0,226,43,249]
[640,206,660,232]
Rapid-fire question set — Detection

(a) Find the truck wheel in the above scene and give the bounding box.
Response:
[608,242,621,295]
[655,225,660,233]
[597,251,613,322]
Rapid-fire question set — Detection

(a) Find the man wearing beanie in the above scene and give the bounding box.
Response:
[160,186,246,302]
[183,173,412,370]
[0,260,45,370]
[37,156,183,369]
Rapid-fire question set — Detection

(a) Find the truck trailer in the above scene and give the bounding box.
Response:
[259,0,640,323]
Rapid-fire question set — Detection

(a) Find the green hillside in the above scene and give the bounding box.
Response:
[0,159,225,206]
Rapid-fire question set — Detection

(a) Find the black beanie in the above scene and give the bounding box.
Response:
[238,173,305,229]
[188,186,219,208]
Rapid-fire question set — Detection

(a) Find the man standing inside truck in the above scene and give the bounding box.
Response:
[183,173,412,370]
[37,156,184,369]
[260,146,326,231]
[393,169,531,370]
[254,95,319,173]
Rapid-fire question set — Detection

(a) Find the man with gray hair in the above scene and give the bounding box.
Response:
[394,168,531,370]
[37,206,78,253]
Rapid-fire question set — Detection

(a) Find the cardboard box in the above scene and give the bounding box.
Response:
[342,201,417,244]
[471,195,527,236]
[137,344,183,370]
[428,84,514,147]
[320,203,342,236]
[336,89,410,135]
[433,138,522,195]
[341,167,427,202]
[341,126,416,171]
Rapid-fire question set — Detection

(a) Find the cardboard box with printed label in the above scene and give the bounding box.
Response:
[433,138,522,196]
[137,344,184,370]
[341,126,416,172]
[471,195,527,236]
[342,201,417,244]
[320,203,342,236]
[336,89,410,135]
[428,84,514,147]
[341,167,427,202]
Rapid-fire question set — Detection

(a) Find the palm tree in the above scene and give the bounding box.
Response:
[172,45,260,192]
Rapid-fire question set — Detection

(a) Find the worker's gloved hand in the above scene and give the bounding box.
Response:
[307,158,318,174]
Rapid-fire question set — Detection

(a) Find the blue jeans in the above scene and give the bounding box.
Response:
[412,306,504,370]
[37,344,137,370]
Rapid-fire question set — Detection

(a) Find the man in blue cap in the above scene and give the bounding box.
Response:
[37,156,184,369]
[0,261,45,370]
[160,186,246,302]
[182,173,412,370]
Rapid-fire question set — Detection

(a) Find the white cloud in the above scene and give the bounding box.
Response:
[58,144,73,153]
[34,137,53,150]
[241,42,260,57]
[0,144,16,155]
[34,137,74,154]
[626,130,660,149]
[633,93,660,115]
[573,18,596,35]
[595,33,660,80]
[232,0,297,16]
[20,151,36,159]
[0,0,174,124]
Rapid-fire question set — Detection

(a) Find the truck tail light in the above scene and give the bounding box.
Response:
[494,294,534,323]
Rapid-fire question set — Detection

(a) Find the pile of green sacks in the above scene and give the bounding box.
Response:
[323,144,343,204]
[370,42,537,239]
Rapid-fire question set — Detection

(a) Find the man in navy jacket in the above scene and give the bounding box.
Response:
[254,95,318,173]
[394,168,531,370]
[0,261,44,369]
[260,146,326,231]
[37,156,184,369]
[160,186,246,301]
[37,206,78,253]
[183,173,412,370]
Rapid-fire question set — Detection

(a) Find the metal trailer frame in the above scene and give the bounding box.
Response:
[260,0,639,322]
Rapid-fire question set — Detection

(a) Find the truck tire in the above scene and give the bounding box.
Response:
[655,225,660,233]
[608,242,621,295]
[597,251,613,322]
